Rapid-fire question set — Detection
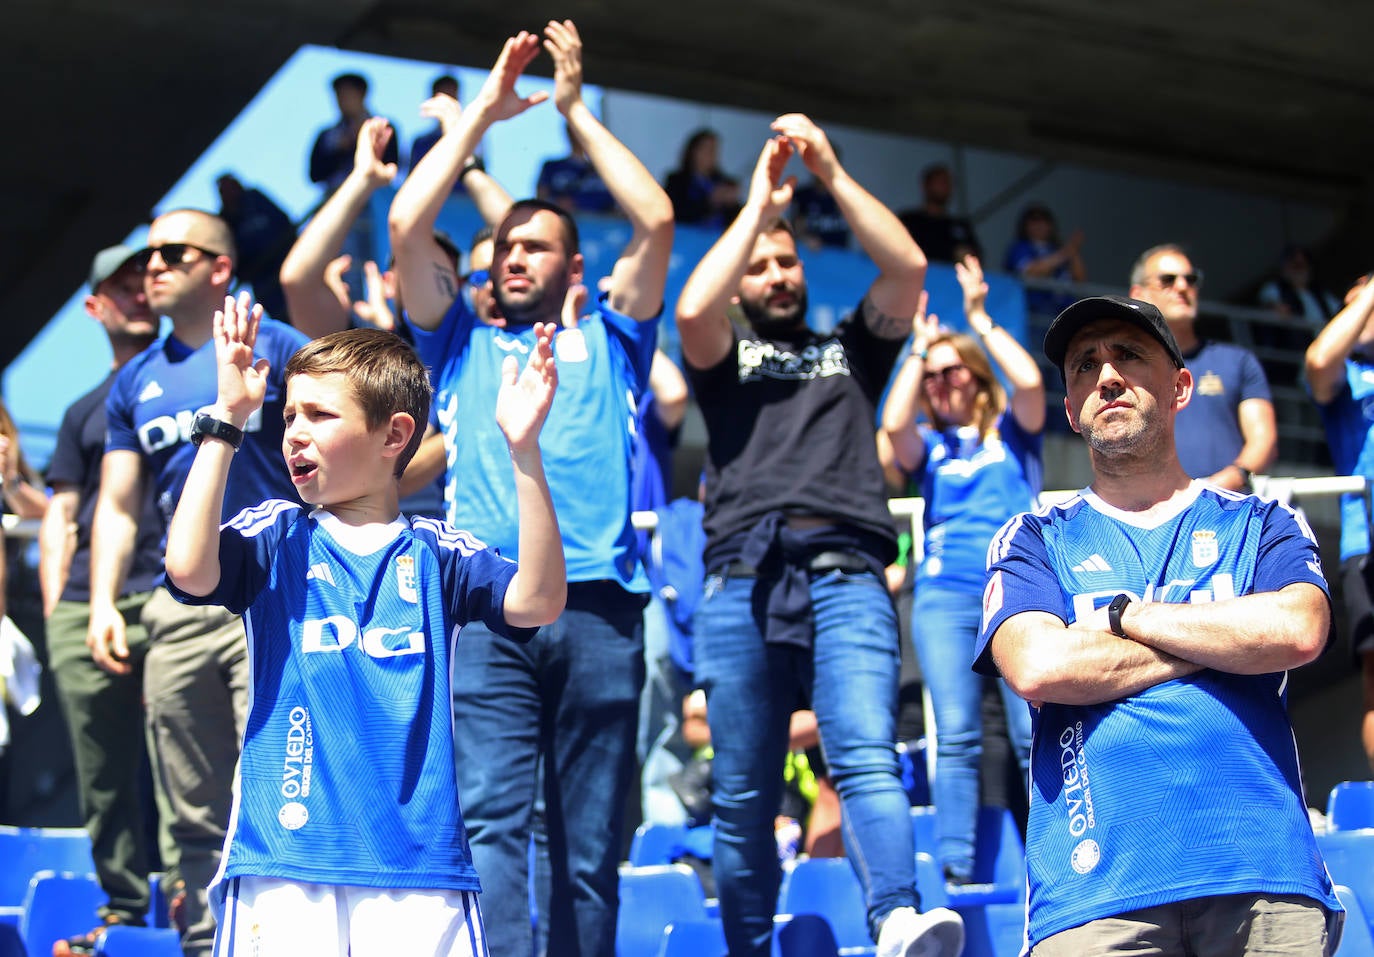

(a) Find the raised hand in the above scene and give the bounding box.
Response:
[354,116,397,187]
[352,260,396,331]
[954,255,990,321]
[770,113,838,183]
[212,291,270,420]
[544,19,585,115]
[746,135,796,218]
[561,282,588,329]
[911,291,940,352]
[496,322,558,454]
[473,32,549,124]
[419,93,463,136]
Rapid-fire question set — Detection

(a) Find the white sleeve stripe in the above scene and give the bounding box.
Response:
[224,499,300,537]
[988,513,1028,566]
[412,516,490,556]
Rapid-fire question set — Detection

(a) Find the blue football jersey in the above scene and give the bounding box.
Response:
[105,319,308,525]
[167,503,534,892]
[409,293,655,590]
[976,483,1339,947]
[912,410,1042,593]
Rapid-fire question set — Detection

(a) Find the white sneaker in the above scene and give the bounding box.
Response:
[876,905,965,957]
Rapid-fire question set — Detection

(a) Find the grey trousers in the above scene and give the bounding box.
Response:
[141,587,248,957]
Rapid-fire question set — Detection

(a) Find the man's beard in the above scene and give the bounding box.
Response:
[738,285,809,338]
[494,279,558,327]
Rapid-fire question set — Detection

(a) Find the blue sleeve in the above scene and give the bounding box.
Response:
[975,511,1066,675]
[261,319,310,368]
[1004,239,1033,274]
[164,500,296,614]
[1254,500,1331,598]
[1238,348,1272,403]
[595,293,658,395]
[431,522,538,642]
[103,360,143,455]
[406,295,477,377]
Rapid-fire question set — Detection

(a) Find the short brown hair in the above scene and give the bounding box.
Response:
[285,329,432,475]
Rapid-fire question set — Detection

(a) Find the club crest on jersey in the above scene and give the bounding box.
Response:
[396,555,417,604]
[1191,530,1218,567]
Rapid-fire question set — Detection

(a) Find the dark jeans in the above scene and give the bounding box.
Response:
[452,580,646,957]
[694,568,919,957]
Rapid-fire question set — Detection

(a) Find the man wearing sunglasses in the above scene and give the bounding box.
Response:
[1129,243,1276,491]
[88,209,308,957]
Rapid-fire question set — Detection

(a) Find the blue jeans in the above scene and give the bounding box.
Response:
[910,585,1032,879]
[694,568,918,957]
[638,595,693,826]
[452,581,646,957]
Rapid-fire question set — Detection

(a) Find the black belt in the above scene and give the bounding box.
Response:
[717,550,871,579]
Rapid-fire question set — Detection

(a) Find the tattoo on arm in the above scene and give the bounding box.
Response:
[862,298,909,339]
[432,262,458,302]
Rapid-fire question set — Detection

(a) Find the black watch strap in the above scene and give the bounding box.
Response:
[191,413,244,451]
[1107,593,1131,638]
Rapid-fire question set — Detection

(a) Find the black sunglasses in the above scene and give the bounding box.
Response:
[130,242,226,271]
[1147,271,1203,289]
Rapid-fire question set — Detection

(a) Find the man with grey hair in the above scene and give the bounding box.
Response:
[1128,243,1276,490]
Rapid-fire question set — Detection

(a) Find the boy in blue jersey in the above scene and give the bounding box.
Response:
[162,294,566,957]
[978,294,1342,956]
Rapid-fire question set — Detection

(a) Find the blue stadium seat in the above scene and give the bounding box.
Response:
[616,864,708,957]
[628,822,713,867]
[629,823,691,867]
[1336,885,1374,957]
[776,857,870,952]
[1328,781,1374,833]
[658,917,726,957]
[94,925,184,957]
[909,805,1024,906]
[773,912,841,957]
[896,739,931,807]
[20,871,104,957]
[1318,831,1374,938]
[0,826,95,906]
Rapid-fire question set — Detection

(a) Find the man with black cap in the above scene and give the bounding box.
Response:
[41,246,165,955]
[974,294,1343,955]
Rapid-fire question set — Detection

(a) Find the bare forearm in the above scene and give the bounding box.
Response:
[89,507,139,610]
[1307,280,1374,401]
[978,318,1042,392]
[164,433,240,597]
[390,112,492,241]
[464,168,513,227]
[38,494,77,616]
[676,203,765,367]
[826,168,924,319]
[992,611,1203,706]
[503,448,565,627]
[1118,584,1329,674]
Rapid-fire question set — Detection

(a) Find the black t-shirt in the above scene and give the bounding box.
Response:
[46,373,165,602]
[896,209,982,264]
[687,304,903,568]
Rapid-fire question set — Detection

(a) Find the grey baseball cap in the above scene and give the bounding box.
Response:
[88,245,140,291]
[1043,295,1185,373]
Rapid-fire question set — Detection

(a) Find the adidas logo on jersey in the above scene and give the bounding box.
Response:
[138,381,164,402]
[305,563,336,586]
[1071,554,1113,573]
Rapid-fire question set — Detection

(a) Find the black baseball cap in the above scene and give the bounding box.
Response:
[1043,295,1185,372]
[88,245,139,291]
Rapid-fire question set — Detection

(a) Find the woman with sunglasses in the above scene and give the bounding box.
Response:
[879,255,1044,885]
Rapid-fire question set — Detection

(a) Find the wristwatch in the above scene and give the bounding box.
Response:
[459,155,485,180]
[1107,593,1131,638]
[190,413,244,451]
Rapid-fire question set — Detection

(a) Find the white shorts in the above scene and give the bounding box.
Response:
[212,876,488,957]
